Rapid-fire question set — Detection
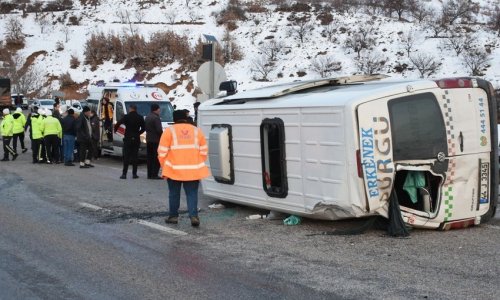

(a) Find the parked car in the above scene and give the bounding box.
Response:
[31,99,55,112]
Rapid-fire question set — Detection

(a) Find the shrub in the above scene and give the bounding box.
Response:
[59,71,75,88]
[69,55,80,69]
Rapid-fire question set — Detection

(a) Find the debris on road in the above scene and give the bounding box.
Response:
[208,203,225,209]
[283,215,301,226]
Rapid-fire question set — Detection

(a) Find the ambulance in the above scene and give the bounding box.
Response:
[87,82,174,157]
[199,75,498,230]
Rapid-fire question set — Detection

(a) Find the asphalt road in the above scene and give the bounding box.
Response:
[0,139,499,299]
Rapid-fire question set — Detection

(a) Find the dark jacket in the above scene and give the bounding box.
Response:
[61,114,77,136]
[76,113,92,142]
[114,111,145,140]
[90,114,100,141]
[144,112,163,143]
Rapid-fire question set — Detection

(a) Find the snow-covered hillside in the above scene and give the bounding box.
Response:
[0,0,499,112]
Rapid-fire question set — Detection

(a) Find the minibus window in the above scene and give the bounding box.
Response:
[125,102,173,122]
[260,118,288,198]
[389,93,447,161]
[116,102,124,120]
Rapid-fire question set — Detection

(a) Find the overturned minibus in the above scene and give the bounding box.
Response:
[199,76,498,229]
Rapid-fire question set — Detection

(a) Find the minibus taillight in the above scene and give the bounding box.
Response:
[435,78,477,89]
[356,150,363,178]
[441,218,475,230]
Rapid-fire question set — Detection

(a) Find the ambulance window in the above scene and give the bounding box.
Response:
[389,93,447,161]
[116,102,124,120]
[260,118,288,198]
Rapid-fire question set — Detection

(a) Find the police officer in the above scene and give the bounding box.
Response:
[114,104,145,179]
[25,106,44,163]
[12,107,27,153]
[1,108,18,161]
[41,109,62,164]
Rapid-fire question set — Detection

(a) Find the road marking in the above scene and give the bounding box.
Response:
[136,220,188,236]
[78,202,110,212]
[483,224,500,230]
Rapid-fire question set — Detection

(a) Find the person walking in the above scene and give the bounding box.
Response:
[12,107,27,153]
[158,110,210,227]
[145,104,163,179]
[61,108,77,166]
[25,106,44,163]
[41,109,62,164]
[76,106,94,168]
[101,97,114,142]
[1,108,18,161]
[114,104,145,179]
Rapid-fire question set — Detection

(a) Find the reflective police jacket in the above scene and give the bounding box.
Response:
[1,114,14,137]
[12,112,26,134]
[41,115,62,139]
[157,122,210,181]
[29,114,44,140]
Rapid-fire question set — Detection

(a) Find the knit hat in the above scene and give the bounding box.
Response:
[173,110,187,122]
[82,106,90,113]
[2,108,9,115]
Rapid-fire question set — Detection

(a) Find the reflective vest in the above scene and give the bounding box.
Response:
[12,112,26,134]
[1,114,14,137]
[101,103,113,120]
[31,114,44,140]
[157,123,210,181]
[41,116,62,139]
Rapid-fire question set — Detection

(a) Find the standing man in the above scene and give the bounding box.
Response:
[114,104,145,179]
[41,109,62,164]
[12,107,27,153]
[1,108,18,161]
[61,108,77,166]
[145,104,163,179]
[158,110,210,227]
[76,106,94,168]
[101,97,114,142]
[89,109,100,160]
[25,106,43,163]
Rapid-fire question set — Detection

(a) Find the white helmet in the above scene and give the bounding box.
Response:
[15,107,22,113]
[2,108,9,115]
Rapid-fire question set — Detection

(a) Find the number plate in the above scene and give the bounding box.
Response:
[478,161,489,206]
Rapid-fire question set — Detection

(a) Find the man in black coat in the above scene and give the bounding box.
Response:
[76,106,94,168]
[114,104,145,179]
[145,104,163,179]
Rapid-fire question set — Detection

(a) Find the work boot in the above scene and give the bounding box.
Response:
[165,216,178,224]
[12,154,18,161]
[190,216,200,227]
[22,148,28,153]
[120,174,126,179]
[132,174,139,179]
[1,158,9,162]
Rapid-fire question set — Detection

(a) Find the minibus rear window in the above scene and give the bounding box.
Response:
[389,93,447,161]
[260,118,288,198]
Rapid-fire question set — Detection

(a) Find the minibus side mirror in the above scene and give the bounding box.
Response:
[219,80,238,96]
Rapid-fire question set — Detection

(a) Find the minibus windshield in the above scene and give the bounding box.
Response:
[125,101,174,123]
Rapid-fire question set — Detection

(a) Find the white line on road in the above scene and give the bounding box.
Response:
[78,202,111,212]
[136,219,188,236]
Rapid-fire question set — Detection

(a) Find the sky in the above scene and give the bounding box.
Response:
[0,0,499,113]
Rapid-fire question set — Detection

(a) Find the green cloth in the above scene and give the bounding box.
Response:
[403,171,426,204]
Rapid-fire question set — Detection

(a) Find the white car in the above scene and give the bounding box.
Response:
[32,99,55,112]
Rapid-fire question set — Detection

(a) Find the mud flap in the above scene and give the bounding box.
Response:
[387,190,410,237]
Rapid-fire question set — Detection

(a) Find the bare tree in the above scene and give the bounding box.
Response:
[251,55,274,81]
[323,23,338,43]
[461,48,491,76]
[344,25,375,58]
[441,0,478,25]
[188,11,200,22]
[381,0,409,21]
[116,10,136,34]
[135,10,146,23]
[5,17,24,43]
[400,30,419,57]
[409,1,432,24]
[38,15,51,34]
[310,56,342,78]
[490,6,500,36]
[356,51,385,75]
[425,11,448,37]
[221,29,243,63]
[442,34,472,56]
[165,10,176,25]
[289,16,313,46]
[7,55,44,96]
[409,53,441,78]
[62,26,71,43]
[258,40,283,61]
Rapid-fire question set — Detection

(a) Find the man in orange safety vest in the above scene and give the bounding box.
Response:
[158,110,210,227]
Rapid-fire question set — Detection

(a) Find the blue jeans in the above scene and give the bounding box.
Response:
[63,134,75,163]
[167,179,199,218]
